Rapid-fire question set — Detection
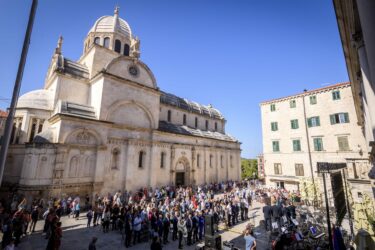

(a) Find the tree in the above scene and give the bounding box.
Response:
[241,158,258,179]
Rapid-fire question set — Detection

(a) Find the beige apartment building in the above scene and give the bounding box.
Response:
[260,82,372,202]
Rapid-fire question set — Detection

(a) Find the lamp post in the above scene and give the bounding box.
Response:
[0,0,38,185]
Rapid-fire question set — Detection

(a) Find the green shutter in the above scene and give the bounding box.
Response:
[344,113,349,123]
[295,120,299,129]
[307,118,312,127]
[293,140,300,151]
[330,114,335,125]
[316,117,320,126]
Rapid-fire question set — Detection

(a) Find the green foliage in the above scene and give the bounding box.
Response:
[241,158,258,179]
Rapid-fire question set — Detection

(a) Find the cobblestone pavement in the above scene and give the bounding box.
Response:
[18,201,270,250]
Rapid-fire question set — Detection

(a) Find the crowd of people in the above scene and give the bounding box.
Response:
[0,181,304,250]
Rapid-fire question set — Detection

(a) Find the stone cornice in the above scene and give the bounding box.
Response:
[48,113,113,125]
[91,71,160,96]
[260,82,351,106]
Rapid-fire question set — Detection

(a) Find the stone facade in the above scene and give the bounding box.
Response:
[0,110,7,142]
[260,82,373,202]
[3,8,241,201]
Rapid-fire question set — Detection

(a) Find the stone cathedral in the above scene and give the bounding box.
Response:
[3,8,241,199]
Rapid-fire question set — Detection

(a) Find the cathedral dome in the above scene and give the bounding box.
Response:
[88,7,132,38]
[17,89,54,111]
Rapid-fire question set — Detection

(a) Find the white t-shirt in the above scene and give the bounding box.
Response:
[133,217,142,231]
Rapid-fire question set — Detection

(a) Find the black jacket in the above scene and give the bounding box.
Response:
[262,205,272,219]
[271,205,282,218]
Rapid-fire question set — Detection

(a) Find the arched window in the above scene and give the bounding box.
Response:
[114,39,121,53]
[138,151,144,168]
[183,114,187,125]
[103,37,110,48]
[215,122,218,131]
[94,37,100,45]
[124,44,130,56]
[167,110,172,122]
[160,152,165,168]
[205,120,209,130]
[197,154,200,168]
[111,148,120,169]
[195,117,198,128]
[210,154,213,168]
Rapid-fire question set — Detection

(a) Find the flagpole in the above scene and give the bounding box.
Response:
[0,0,38,185]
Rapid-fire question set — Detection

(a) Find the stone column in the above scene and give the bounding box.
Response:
[353,34,375,143]
[148,143,156,188]
[121,141,128,191]
[357,0,375,89]
[170,145,175,185]
[191,147,196,185]
[123,141,130,191]
[226,150,229,181]
[203,147,207,184]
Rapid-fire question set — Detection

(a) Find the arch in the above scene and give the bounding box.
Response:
[124,44,130,56]
[114,39,121,53]
[105,100,155,129]
[103,37,110,48]
[167,110,172,122]
[138,150,145,168]
[104,57,157,89]
[94,37,101,45]
[174,156,190,186]
[63,127,102,145]
[111,147,120,169]
[69,156,79,177]
[175,156,190,171]
[160,152,166,168]
[85,155,96,176]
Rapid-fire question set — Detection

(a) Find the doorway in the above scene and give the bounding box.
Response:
[175,172,185,186]
[276,181,285,189]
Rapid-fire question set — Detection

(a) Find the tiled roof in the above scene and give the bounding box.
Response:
[160,91,224,120]
[260,82,350,105]
[0,110,8,118]
[158,121,238,142]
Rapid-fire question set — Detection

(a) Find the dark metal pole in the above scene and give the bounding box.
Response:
[302,91,317,207]
[0,0,38,185]
[322,172,334,250]
[342,169,354,240]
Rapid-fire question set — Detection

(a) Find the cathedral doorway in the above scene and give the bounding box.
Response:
[175,172,185,186]
[174,156,190,186]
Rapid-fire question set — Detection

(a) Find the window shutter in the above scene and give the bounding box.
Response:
[330,115,335,125]
[344,113,349,123]
[337,137,344,151]
[307,118,312,127]
[316,117,320,126]
[295,120,299,129]
[314,138,318,151]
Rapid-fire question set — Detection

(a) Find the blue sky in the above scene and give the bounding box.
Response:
[0,0,348,158]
